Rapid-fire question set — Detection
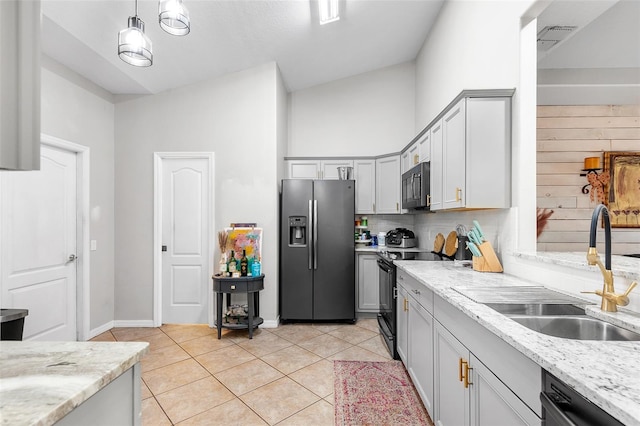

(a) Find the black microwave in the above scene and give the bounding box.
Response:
[402,162,430,210]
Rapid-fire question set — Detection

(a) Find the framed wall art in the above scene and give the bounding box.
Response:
[603,151,640,228]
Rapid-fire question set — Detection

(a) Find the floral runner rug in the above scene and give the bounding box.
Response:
[334,360,434,426]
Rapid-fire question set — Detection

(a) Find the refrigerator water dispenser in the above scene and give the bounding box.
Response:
[289,216,307,246]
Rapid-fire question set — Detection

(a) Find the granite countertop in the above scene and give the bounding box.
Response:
[355,246,433,253]
[393,260,640,426]
[515,251,640,282]
[0,341,149,426]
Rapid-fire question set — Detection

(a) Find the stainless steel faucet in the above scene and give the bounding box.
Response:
[585,204,637,312]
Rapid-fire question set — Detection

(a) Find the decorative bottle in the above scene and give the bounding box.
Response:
[228,250,237,276]
[240,250,248,276]
[251,256,261,277]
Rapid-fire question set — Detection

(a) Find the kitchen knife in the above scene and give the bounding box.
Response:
[472,220,486,241]
[468,229,481,245]
[467,241,482,257]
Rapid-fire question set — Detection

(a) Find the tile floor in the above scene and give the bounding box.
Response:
[91,318,392,425]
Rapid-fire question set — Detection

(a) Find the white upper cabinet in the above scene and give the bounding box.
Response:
[0,0,41,171]
[430,96,512,211]
[375,154,401,214]
[417,131,430,163]
[429,120,444,211]
[286,159,353,179]
[354,159,376,214]
[321,159,353,180]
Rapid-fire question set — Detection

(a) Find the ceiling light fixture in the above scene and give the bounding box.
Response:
[118,0,153,67]
[159,0,190,36]
[319,0,339,25]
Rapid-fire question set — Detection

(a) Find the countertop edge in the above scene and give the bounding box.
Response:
[0,341,149,426]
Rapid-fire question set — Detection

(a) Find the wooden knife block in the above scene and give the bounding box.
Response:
[472,242,503,273]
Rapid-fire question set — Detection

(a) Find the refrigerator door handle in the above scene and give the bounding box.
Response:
[313,199,318,270]
[308,200,313,270]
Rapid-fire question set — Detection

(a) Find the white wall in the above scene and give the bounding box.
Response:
[114,62,282,324]
[288,62,415,157]
[40,56,116,333]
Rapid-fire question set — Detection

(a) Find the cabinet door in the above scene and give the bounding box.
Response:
[354,159,376,214]
[442,99,466,209]
[408,143,420,168]
[287,160,320,179]
[0,0,41,171]
[321,160,353,180]
[356,254,380,312]
[408,297,434,419]
[418,132,431,163]
[375,155,400,214]
[434,321,470,426]
[401,151,411,174]
[396,285,408,365]
[470,354,540,426]
[429,120,443,211]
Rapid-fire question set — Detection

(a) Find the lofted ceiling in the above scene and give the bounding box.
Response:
[41,0,446,95]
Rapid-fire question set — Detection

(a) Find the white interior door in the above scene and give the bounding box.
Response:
[1,145,77,341]
[160,156,211,324]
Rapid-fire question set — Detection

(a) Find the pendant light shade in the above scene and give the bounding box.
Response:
[159,0,190,36]
[118,0,153,68]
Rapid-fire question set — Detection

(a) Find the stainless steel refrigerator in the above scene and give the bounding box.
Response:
[280,179,355,321]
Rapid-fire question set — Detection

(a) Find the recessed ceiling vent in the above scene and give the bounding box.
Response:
[537,26,577,51]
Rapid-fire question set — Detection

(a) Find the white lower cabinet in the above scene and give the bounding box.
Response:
[434,321,469,426]
[356,253,379,313]
[407,296,434,417]
[397,269,434,419]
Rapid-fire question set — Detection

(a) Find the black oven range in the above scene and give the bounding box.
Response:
[376,250,449,359]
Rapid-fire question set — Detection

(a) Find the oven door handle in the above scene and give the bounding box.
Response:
[540,392,578,426]
[377,259,392,273]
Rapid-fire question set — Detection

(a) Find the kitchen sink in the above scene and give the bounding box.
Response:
[485,303,586,316]
[509,315,640,341]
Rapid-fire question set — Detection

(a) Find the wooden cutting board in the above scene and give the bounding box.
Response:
[433,233,445,253]
[444,231,458,257]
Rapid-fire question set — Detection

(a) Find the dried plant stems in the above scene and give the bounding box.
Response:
[217,231,229,253]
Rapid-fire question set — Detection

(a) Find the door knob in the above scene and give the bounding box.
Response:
[67,254,77,262]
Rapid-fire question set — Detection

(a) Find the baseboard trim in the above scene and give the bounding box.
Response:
[88,321,115,340]
[113,320,156,328]
[262,317,279,328]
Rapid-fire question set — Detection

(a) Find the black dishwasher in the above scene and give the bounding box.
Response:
[541,370,623,426]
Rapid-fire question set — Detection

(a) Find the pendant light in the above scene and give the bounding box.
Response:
[158,0,190,36]
[118,0,153,67]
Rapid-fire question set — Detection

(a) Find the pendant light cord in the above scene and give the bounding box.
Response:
[135,0,138,17]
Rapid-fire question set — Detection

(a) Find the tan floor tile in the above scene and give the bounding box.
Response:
[324,393,334,406]
[288,360,334,398]
[297,333,353,358]
[156,377,234,424]
[241,377,319,425]
[328,325,378,344]
[237,330,294,357]
[162,324,216,343]
[89,331,116,341]
[142,343,191,373]
[270,324,324,343]
[135,332,177,351]
[356,317,380,333]
[327,345,389,362]
[261,345,322,375]
[278,399,334,426]
[177,398,268,426]
[179,333,234,357]
[143,358,210,395]
[141,379,153,400]
[214,359,283,396]
[112,327,163,342]
[222,328,270,344]
[195,345,256,374]
[142,397,171,426]
[311,323,344,333]
[357,335,393,360]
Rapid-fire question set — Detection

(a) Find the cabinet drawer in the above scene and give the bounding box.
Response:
[397,268,433,313]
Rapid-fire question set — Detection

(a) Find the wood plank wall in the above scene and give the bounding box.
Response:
[536,105,640,254]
